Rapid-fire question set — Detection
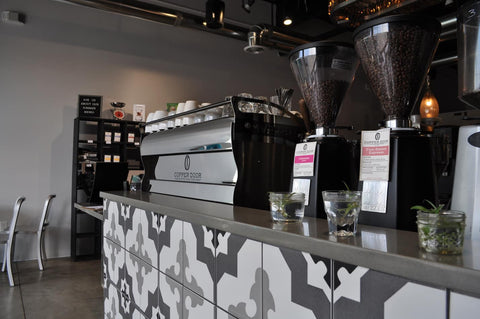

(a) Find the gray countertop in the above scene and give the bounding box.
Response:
[101,191,480,296]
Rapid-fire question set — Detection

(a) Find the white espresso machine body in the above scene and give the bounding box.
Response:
[451,124,480,239]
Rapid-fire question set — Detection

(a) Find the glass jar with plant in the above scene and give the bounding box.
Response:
[411,200,466,255]
[268,192,305,222]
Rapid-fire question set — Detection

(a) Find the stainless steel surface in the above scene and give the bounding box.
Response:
[141,116,234,156]
[385,118,413,129]
[102,190,480,296]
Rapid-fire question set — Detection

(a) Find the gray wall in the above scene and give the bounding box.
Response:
[0,0,301,261]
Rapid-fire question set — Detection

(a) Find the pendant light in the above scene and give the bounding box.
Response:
[420,76,439,119]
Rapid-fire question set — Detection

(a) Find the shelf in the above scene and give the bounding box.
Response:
[72,117,143,260]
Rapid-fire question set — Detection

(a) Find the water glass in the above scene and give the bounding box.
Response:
[269,192,305,222]
[322,190,362,236]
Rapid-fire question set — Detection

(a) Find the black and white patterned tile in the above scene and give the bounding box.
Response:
[216,232,262,319]
[103,237,125,289]
[104,200,124,247]
[159,270,183,319]
[124,206,159,269]
[183,221,216,303]
[125,251,160,318]
[450,291,480,319]
[183,286,215,318]
[104,281,122,319]
[217,306,238,319]
[262,243,331,319]
[333,261,446,319]
[160,217,184,284]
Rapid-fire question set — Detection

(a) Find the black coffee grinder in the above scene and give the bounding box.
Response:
[353,15,440,231]
[289,42,359,218]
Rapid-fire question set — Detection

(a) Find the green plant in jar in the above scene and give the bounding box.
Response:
[268,192,305,222]
[411,200,465,255]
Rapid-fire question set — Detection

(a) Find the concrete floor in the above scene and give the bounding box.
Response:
[0,258,103,319]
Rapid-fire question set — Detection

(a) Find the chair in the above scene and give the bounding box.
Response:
[17,194,56,271]
[0,196,26,286]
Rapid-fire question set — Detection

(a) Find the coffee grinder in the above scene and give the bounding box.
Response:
[289,42,359,218]
[353,15,441,231]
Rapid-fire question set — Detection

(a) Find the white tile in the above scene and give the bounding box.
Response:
[104,282,122,319]
[183,222,215,302]
[103,237,124,288]
[159,217,183,282]
[125,251,159,315]
[159,271,182,319]
[184,287,215,318]
[125,207,158,269]
[450,292,480,319]
[216,307,237,319]
[384,283,446,319]
[262,244,322,319]
[103,200,124,246]
[132,308,146,319]
[217,234,262,319]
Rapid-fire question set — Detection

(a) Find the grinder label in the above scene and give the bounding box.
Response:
[359,128,391,181]
[293,142,317,177]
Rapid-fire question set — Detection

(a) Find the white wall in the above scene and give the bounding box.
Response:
[0,0,300,260]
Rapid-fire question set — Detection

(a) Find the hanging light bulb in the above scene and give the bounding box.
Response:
[283,16,293,26]
[420,76,439,119]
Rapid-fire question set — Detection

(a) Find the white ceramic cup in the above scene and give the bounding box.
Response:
[159,121,168,131]
[145,112,154,133]
[152,110,167,132]
[184,100,198,111]
[175,102,185,127]
[194,114,205,123]
[182,116,194,126]
[167,111,176,129]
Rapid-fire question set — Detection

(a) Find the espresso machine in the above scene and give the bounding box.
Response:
[452,0,480,240]
[289,42,359,218]
[353,15,441,231]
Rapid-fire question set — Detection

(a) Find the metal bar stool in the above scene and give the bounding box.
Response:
[16,194,56,271]
[0,196,26,286]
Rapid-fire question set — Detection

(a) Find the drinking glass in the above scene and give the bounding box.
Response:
[322,190,362,236]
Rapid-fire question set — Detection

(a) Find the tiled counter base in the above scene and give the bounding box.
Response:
[102,199,480,319]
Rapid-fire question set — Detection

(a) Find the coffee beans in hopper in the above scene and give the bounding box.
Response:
[303,80,349,128]
[354,23,439,119]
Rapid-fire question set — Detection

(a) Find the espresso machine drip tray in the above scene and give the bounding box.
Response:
[141,97,305,210]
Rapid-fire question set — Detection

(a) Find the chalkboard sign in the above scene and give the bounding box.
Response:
[78,95,102,118]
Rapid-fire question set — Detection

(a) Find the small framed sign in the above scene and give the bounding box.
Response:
[78,95,102,118]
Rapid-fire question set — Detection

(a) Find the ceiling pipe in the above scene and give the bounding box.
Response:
[58,0,345,55]
[58,0,249,41]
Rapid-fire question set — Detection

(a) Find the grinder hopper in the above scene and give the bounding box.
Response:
[289,42,359,136]
[353,15,441,128]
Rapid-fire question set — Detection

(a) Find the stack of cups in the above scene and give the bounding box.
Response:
[167,110,176,129]
[153,110,167,131]
[183,100,198,126]
[145,113,154,133]
[175,102,185,127]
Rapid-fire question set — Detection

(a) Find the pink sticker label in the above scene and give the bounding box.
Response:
[362,146,389,156]
[295,155,314,164]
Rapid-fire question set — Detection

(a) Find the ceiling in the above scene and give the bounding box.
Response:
[60,0,460,62]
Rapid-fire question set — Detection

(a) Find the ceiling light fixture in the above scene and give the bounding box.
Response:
[205,0,225,29]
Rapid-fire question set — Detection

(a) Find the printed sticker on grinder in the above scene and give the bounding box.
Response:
[359,128,391,181]
[293,142,316,177]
